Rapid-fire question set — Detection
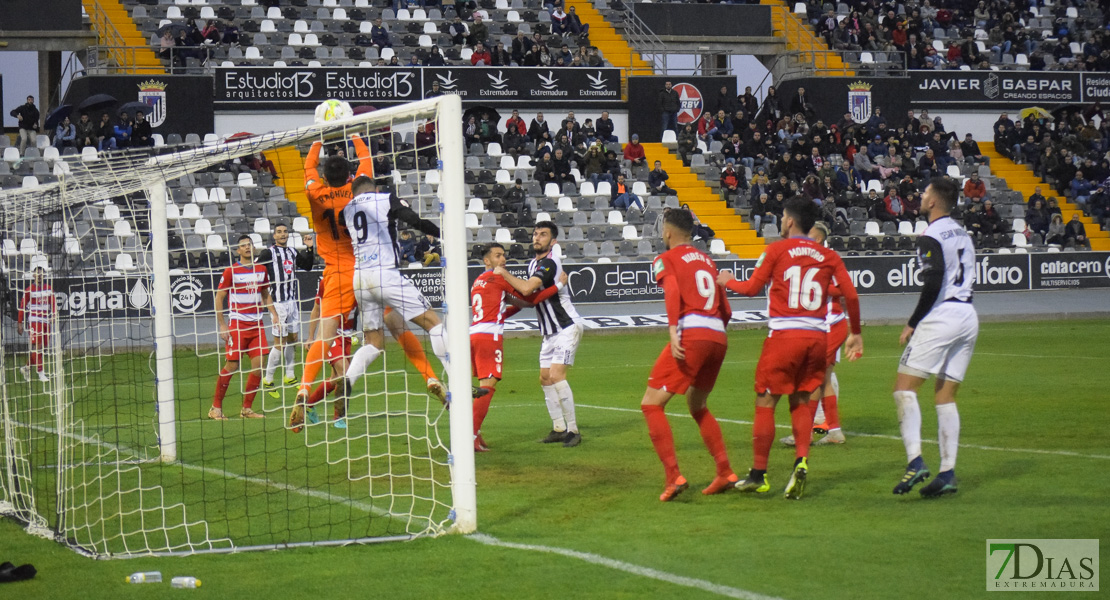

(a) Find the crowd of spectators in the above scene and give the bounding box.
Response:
[802,0,1108,71]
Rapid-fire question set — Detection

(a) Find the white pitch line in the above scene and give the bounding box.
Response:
[567,404,1110,461]
[468,533,784,600]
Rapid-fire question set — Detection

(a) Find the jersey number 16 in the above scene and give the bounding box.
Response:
[783,266,823,310]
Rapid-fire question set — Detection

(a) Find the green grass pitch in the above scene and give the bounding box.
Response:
[2,319,1108,599]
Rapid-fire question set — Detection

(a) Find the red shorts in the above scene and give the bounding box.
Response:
[471,333,504,380]
[327,337,353,365]
[648,338,727,396]
[28,325,49,349]
[226,321,267,362]
[826,319,848,367]
[754,330,827,396]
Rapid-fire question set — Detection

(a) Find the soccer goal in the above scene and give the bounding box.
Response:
[0,95,475,558]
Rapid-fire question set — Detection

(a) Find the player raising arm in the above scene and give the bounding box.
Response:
[210,235,281,420]
[470,243,565,452]
[891,178,978,498]
[718,198,862,499]
[641,208,737,502]
[296,136,372,407]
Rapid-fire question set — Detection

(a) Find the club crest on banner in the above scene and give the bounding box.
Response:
[847,81,873,124]
[674,82,704,125]
[138,80,168,127]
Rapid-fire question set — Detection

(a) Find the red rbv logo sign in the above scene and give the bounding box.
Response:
[674,82,703,125]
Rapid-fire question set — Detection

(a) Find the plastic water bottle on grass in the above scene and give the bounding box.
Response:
[171,576,202,589]
[126,571,162,583]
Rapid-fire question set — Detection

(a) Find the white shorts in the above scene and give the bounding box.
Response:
[899,301,979,383]
[272,300,300,338]
[353,267,431,331]
[539,323,584,369]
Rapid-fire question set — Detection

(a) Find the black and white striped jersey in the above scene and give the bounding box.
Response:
[258,244,315,303]
[527,254,583,336]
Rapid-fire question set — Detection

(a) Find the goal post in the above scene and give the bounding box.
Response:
[0,94,475,556]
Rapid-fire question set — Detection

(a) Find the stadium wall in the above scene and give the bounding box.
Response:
[62,75,214,137]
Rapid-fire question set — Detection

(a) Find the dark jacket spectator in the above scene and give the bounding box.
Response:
[528,114,550,142]
[1065,215,1088,247]
[74,114,97,149]
[370,18,391,48]
[132,112,154,147]
[648,161,675,195]
[595,112,615,143]
[468,15,489,47]
[1025,199,1049,235]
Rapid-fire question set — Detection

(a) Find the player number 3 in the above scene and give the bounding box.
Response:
[783,265,823,310]
[471,294,483,322]
[694,270,716,310]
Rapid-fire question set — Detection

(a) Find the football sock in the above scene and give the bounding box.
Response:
[690,407,731,477]
[542,385,566,431]
[29,351,41,369]
[752,405,775,471]
[213,369,233,409]
[307,380,336,406]
[299,340,325,395]
[824,372,841,430]
[264,347,281,383]
[553,380,578,433]
[936,402,960,472]
[345,344,382,386]
[790,401,814,459]
[242,373,261,409]
[473,387,495,435]
[808,399,821,421]
[893,390,922,463]
[398,330,436,382]
[642,405,680,483]
[428,323,449,372]
[284,345,296,376]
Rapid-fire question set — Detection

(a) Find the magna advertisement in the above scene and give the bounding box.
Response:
[34,252,1103,322]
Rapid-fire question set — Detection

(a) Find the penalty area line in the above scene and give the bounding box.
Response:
[572,404,1110,461]
[468,533,784,600]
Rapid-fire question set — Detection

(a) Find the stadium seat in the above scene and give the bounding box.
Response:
[114,221,135,239]
[557,196,575,212]
[494,228,512,244]
[621,225,640,240]
[1012,233,1029,248]
[64,238,80,255]
[194,219,214,236]
[579,181,598,197]
[249,233,264,249]
[661,130,678,148]
[596,182,611,197]
[1012,218,1026,232]
[103,204,122,221]
[898,221,914,235]
[487,143,503,158]
[237,173,256,187]
[210,188,228,203]
[292,217,311,234]
[913,220,928,235]
[254,218,272,235]
[205,234,227,251]
[544,182,561,198]
[709,239,727,256]
[864,221,881,236]
[21,176,39,188]
[607,210,626,226]
[464,213,480,229]
[466,197,487,214]
[19,239,37,256]
[115,253,137,272]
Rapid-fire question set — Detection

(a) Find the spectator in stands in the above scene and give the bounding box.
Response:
[876,187,904,223]
[586,46,603,67]
[95,113,115,151]
[505,109,526,137]
[633,158,669,196]
[676,124,699,165]
[468,14,489,47]
[1065,214,1089,248]
[566,6,589,38]
[737,86,758,118]
[159,30,178,65]
[528,112,550,143]
[425,45,446,66]
[963,172,988,203]
[453,0,476,20]
[425,80,444,98]
[713,86,736,117]
[1027,186,1046,208]
[1090,185,1110,226]
[555,43,573,66]
[720,133,743,165]
[398,230,418,264]
[175,29,200,66]
[551,148,573,183]
[659,81,679,134]
[52,116,76,150]
[478,112,499,144]
[416,234,442,267]
[132,111,154,147]
[610,173,643,213]
[789,87,813,119]
[10,95,40,154]
[981,200,1006,235]
[1044,213,1066,245]
[580,119,596,145]
[1071,171,1094,205]
[624,134,647,168]
[759,85,784,124]
[710,110,733,142]
[1025,198,1049,236]
[551,4,569,37]
[449,16,469,46]
[903,189,922,221]
[854,149,879,183]
[752,192,781,235]
[502,179,526,215]
[201,20,221,44]
[490,41,511,67]
[408,55,422,66]
[113,112,133,149]
[222,21,239,45]
[581,143,606,183]
[719,162,742,205]
[917,148,938,183]
[464,115,481,146]
[534,151,555,185]
[74,113,96,150]
[371,17,392,49]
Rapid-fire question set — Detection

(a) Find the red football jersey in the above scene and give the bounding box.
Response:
[725,237,861,334]
[315,278,357,333]
[652,244,731,342]
[826,278,846,326]
[470,270,519,338]
[218,262,270,323]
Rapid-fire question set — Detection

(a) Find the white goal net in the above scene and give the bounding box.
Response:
[0,95,474,558]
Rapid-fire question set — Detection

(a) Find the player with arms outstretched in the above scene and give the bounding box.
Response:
[18,266,55,383]
[210,235,281,420]
[641,208,737,502]
[718,198,863,499]
[892,178,978,498]
[470,243,565,452]
[296,136,374,408]
[495,221,586,448]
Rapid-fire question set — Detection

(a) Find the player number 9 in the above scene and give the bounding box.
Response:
[784,266,823,311]
[694,270,716,311]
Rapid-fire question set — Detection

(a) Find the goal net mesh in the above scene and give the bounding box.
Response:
[0,96,469,558]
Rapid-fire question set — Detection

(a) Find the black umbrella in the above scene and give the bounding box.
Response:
[119,101,154,117]
[462,105,502,125]
[44,104,73,132]
[77,93,117,113]
[156,22,189,37]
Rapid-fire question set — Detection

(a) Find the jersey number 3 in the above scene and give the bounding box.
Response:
[783,266,823,310]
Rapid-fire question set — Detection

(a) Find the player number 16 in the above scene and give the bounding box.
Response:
[783,266,823,311]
